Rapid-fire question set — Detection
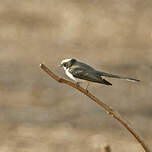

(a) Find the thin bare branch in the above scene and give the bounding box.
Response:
[40,63,150,152]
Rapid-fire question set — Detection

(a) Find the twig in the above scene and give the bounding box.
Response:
[40,63,150,152]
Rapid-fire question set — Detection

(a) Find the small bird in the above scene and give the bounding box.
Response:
[60,58,140,89]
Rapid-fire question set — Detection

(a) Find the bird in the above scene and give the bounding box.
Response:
[60,58,140,89]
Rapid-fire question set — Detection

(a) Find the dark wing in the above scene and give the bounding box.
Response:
[69,67,112,85]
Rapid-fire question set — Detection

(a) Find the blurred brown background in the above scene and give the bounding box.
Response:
[0,0,152,151]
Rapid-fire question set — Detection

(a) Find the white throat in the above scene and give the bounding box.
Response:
[65,68,76,81]
[63,66,67,71]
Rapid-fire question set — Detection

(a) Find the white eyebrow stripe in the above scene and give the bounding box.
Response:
[61,58,72,64]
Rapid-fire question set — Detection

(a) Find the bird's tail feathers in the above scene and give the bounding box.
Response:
[123,77,140,82]
[97,71,140,82]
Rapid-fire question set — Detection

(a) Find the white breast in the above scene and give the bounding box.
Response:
[65,68,77,81]
[65,68,86,83]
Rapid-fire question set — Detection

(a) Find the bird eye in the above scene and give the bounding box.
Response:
[63,63,67,67]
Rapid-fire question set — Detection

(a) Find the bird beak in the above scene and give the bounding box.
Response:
[58,64,62,67]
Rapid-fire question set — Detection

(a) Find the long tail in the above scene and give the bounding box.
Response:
[97,71,140,82]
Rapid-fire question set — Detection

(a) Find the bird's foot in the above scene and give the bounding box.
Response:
[85,88,89,93]
[85,82,90,93]
[76,82,81,86]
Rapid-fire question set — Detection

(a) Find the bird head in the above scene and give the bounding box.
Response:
[60,58,76,70]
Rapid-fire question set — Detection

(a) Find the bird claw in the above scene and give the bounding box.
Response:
[85,88,89,93]
[76,82,89,93]
[85,82,90,92]
[76,82,80,86]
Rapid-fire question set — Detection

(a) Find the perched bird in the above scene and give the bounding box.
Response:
[60,58,140,89]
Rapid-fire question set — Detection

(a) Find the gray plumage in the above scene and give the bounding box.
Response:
[60,58,140,86]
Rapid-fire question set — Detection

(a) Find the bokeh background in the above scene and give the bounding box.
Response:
[0,0,152,151]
